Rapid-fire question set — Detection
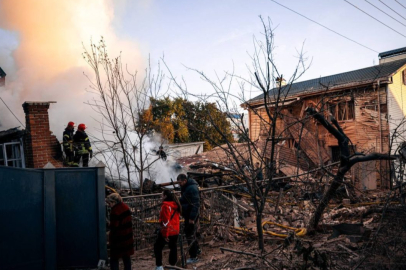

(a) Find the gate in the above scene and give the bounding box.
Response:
[0,165,107,270]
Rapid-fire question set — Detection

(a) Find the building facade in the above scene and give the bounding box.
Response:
[246,48,406,190]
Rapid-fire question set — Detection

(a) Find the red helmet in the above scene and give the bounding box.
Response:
[78,123,86,131]
[67,121,75,127]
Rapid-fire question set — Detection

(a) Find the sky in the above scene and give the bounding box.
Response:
[0,0,405,136]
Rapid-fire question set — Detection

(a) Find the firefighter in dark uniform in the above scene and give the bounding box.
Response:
[73,123,92,167]
[156,146,167,161]
[62,121,77,166]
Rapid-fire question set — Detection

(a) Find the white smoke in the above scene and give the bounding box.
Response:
[0,0,144,136]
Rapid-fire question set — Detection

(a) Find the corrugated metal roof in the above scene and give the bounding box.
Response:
[249,58,406,103]
[379,47,406,58]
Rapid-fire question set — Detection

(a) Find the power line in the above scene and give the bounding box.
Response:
[268,0,379,53]
[365,0,406,28]
[379,0,406,21]
[395,0,406,10]
[0,96,25,128]
[344,0,406,39]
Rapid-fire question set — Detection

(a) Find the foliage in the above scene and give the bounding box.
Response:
[149,97,234,150]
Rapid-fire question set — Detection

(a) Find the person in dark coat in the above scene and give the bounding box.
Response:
[106,193,134,270]
[255,162,264,181]
[156,146,167,161]
[73,123,92,167]
[62,121,77,166]
[177,173,200,264]
[154,190,181,270]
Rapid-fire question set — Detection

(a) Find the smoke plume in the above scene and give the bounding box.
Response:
[0,0,144,137]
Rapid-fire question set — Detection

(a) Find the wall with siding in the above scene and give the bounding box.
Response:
[387,68,406,154]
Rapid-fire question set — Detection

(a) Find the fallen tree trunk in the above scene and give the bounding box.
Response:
[305,107,396,233]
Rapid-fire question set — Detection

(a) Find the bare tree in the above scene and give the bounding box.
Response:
[167,17,311,250]
[305,107,396,232]
[83,38,164,194]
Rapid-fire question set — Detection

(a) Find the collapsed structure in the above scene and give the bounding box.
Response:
[245,47,406,190]
[0,102,63,168]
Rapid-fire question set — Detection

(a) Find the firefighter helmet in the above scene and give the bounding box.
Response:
[78,123,86,131]
[67,121,75,127]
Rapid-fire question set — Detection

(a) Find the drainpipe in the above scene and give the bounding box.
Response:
[377,80,383,153]
[376,80,384,189]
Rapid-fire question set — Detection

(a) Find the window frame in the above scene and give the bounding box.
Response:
[328,99,355,121]
[0,140,25,168]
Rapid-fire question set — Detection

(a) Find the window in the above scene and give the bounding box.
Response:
[403,69,406,85]
[0,142,25,168]
[329,100,355,121]
[331,145,356,162]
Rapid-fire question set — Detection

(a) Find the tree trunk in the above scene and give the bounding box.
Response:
[256,213,264,250]
[139,138,144,195]
[308,166,349,232]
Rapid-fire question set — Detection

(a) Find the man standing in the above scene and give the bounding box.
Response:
[62,122,77,166]
[73,123,92,167]
[255,162,264,181]
[177,173,200,264]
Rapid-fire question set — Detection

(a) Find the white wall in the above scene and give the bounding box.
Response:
[167,142,205,158]
[387,67,406,154]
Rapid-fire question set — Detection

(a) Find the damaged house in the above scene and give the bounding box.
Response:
[0,101,63,168]
[246,47,406,190]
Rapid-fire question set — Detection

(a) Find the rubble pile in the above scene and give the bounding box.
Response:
[193,187,406,269]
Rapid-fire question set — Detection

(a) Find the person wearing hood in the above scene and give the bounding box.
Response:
[62,122,77,166]
[177,173,201,264]
[154,190,181,270]
[106,193,134,270]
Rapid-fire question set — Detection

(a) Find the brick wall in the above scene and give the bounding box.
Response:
[22,102,63,168]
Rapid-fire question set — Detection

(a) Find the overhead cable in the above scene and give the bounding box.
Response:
[379,0,406,21]
[344,0,406,39]
[395,0,406,10]
[0,96,25,128]
[268,0,379,53]
[365,0,406,28]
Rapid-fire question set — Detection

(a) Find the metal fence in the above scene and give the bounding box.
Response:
[122,188,241,250]
[0,165,107,270]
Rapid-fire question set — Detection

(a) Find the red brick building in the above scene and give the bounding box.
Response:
[0,101,63,168]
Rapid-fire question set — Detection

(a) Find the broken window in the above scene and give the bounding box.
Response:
[0,145,4,166]
[328,99,355,121]
[331,145,356,162]
[0,142,24,168]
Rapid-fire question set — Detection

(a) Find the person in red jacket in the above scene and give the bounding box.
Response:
[154,190,182,270]
[106,193,134,270]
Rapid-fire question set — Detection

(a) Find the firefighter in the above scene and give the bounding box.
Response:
[62,121,77,166]
[156,146,167,161]
[73,123,92,167]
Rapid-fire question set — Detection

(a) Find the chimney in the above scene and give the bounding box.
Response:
[379,47,406,64]
[0,67,6,87]
[22,101,63,168]
[276,76,286,87]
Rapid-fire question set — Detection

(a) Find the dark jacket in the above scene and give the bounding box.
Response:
[62,128,74,151]
[256,168,264,181]
[109,202,134,259]
[180,178,200,220]
[73,130,92,155]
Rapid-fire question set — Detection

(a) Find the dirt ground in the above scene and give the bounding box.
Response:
[130,241,263,270]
